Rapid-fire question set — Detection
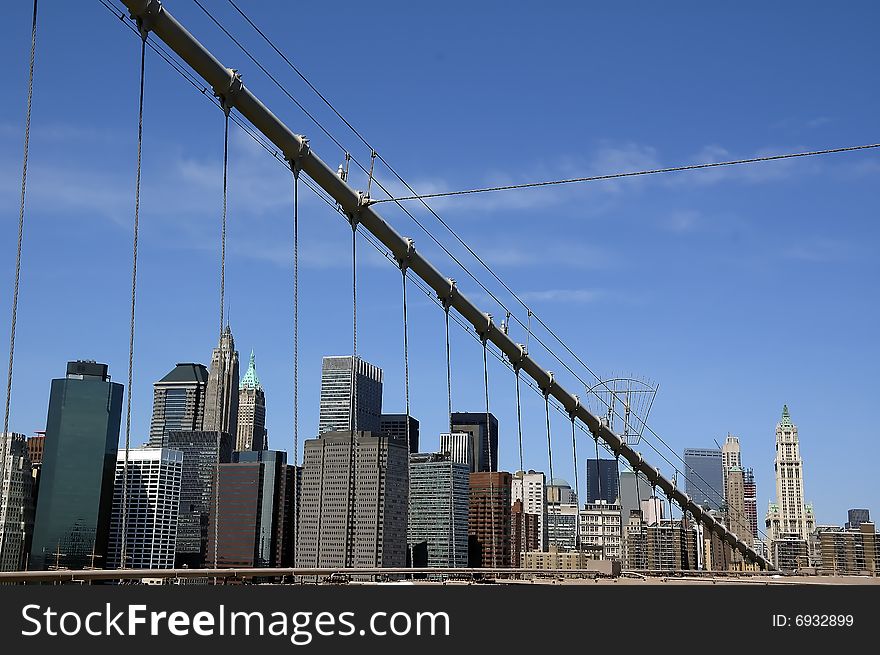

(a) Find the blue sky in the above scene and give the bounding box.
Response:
[1,1,878,533]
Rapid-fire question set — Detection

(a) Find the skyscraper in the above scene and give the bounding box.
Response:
[203,326,240,438]
[0,432,34,571]
[165,430,233,568]
[468,472,512,568]
[296,431,407,568]
[30,361,123,570]
[765,405,814,548]
[318,356,383,435]
[380,414,419,454]
[585,458,619,504]
[451,412,498,473]
[236,351,267,451]
[107,448,183,569]
[725,465,751,545]
[208,450,286,568]
[721,435,742,493]
[683,448,724,510]
[408,452,469,568]
[743,467,758,541]
[439,432,473,470]
[148,363,209,447]
[619,470,652,530]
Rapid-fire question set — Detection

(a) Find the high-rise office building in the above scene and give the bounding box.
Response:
[380,414,419,454]
[743,468,758,542]
[512,470,546,551]
[721,435,741,494]
[203,326,240,438]
[30,361,123,570]
[165,430,233,568]
[408,452,469,568]
[585,458,619,504]
[725,465,751,546]
[451,412,498,473]
[439,432,473,470]
[208,450,286,568]
[236,351,267,451]
[684,448,724,510]
[0,432,34,571]
[846,509,870,530]
[297,431,407,568]
[107,448,183,569]
[547,502,579,551]
[148,363,209,447]
[765,406,815,548]
[318,356,383,435]
[468,472,512,568]
[281,463,302,567]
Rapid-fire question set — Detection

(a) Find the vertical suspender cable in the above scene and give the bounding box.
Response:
[482,338,496,567]
[292,163,300,562]
[514,369,524,563]
[401,265,413,570]
[213,108,230,574]
[2,0,38,514]
[570,415,579,550]
[346,218,357,567]
[121,29,146,571]
[544,391,554,550]
[443,303,454,566]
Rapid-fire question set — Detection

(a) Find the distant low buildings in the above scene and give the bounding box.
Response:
[816,523,877,576]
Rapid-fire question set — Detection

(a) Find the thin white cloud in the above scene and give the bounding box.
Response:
[520,289,603,304]
[783,238,855,263]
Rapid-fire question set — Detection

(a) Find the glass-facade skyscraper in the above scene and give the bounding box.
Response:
[451,412,499,473]
[317,356,383,435]
[30,361,123,570]
[585,458,620,504]
[683,448,724,510]
[148,363,209,448]
[408,452,469,568]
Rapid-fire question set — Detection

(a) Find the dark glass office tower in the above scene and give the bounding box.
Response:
[451,412,499,473]
[380,414,420,454]
[207,450,286,567]
[166,430,233,568]
[684,448,724,510]
[29,361,123,570]
[585,458,620,504]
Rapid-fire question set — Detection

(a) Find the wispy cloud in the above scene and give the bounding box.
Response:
[520,288,604,304]
[783,238,856,263]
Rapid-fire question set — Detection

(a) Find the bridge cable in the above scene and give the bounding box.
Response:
[371,143,880,204]
[400,258,413,570]
[120,26,147,571]
[514,368,524,563]
[2,0,37,511]
[543,387,555,549]
[570,412,580,550]
[291,159,300,559]
[347,213,358,568]
[481,336,497,567]
[442,300,455,566]
[593,432,604,557]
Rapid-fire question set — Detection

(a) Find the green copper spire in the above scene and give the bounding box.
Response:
[780,404,792,427]
[240,350,261,390]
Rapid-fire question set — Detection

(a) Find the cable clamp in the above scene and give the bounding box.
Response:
[542,370,554,396]
[439,277,456,309]
[569,394,580,420]
[288,137,310,178]
[478,313,493,341]
[216,69,243,115]
[132,0,161,39]
[398,238,415,272]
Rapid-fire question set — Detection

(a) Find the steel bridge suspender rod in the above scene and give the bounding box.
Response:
[119,0,770,570]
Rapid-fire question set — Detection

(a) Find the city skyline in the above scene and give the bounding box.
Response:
[1,1,877,533]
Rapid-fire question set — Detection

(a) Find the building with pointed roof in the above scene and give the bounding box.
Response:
[204,325,240,440]
[148,363,209,448]
[765,404,815,569]
[236,350,267,452]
